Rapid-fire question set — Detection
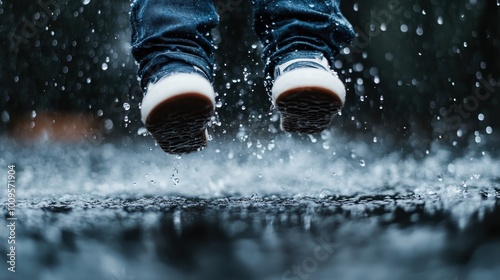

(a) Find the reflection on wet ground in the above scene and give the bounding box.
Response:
[3,195,499,280]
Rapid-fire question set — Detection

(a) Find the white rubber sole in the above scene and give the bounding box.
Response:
[271,68,346,105]
[141,73,215,124]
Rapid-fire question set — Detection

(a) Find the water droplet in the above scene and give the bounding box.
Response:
[1,111,10,123]
[123,102,130,111]
[359,160,366,167]
[416,27,424,36]
[172,178,180,186]
[101,63,108,71]
[447,164,456,173]
[103,119,113,131]
[437,174,443,182]
[267,142,276,150]
[171,156,181,186]
[137,127,148,136]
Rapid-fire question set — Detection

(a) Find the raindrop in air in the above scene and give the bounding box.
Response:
[137,127,148,136]
[1,111,10,123]
[171,156,181,186]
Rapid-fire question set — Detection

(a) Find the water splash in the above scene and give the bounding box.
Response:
[171,155,181,187]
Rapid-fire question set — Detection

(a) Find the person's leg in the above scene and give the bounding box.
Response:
[130,0,219,154]
[251,0,355,133]
[251,0,354,76]
[130,0,219,88]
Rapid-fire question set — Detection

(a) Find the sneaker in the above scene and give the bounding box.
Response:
[271,53,346,134]
[141,71,215,154]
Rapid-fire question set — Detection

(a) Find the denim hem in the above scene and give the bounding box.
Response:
[131,0,354,89]
[139,52,213,89]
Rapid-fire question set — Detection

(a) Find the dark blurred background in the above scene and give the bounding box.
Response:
[1,0,499,149]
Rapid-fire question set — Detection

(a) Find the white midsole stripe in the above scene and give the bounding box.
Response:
[271,68,346,105]
[141,73,215,124]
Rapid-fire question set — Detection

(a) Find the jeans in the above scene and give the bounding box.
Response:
[130,0,354,88]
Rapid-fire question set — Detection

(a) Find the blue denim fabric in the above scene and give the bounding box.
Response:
[130,0,354,88]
